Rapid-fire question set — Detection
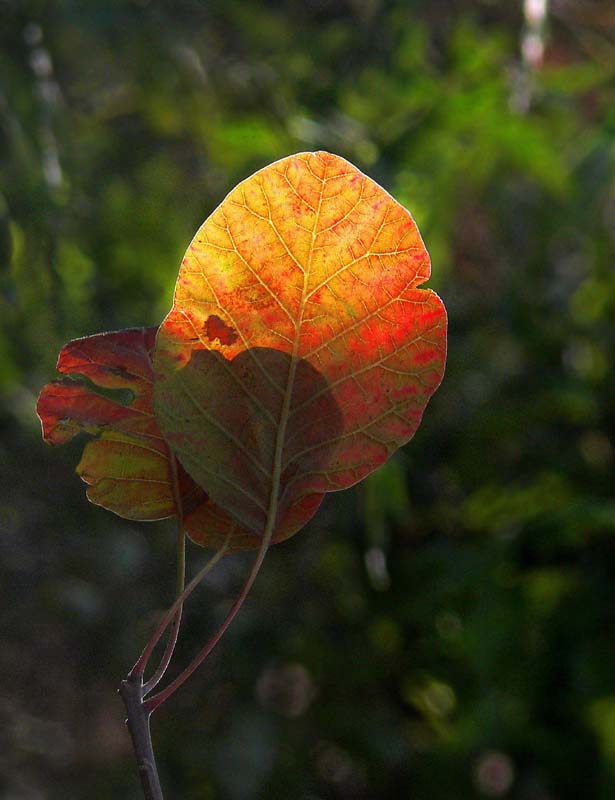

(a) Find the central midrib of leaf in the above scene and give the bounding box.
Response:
[261,172,324,544]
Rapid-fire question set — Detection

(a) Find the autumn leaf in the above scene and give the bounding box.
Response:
[154,151,447,544]
[35,325,250,552]
[36,327,202,520]
[36,327,270,551]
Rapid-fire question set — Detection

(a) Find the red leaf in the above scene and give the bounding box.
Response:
[37,327,198,520]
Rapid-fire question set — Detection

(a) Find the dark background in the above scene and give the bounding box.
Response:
[1,1,613,798]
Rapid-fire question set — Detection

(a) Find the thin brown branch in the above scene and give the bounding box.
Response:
[120,673,164,800]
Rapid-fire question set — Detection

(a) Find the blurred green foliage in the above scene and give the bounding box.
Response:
[1,1,613,798]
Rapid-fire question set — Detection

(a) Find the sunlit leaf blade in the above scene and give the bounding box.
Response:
[155,151,447,541]
[36,327,205,521]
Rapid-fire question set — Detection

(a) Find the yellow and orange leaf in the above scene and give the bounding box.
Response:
[154,151,447,543]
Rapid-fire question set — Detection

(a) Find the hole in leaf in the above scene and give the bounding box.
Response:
[65,374,136,406]
[204,314,238,346]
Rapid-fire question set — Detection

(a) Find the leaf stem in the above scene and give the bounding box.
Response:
[144,528,273,714]
[142,521,186,695]
[140,452,187,691]
[129,540,229,683]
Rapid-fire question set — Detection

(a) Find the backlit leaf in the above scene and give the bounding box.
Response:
[36,327,205,520]
[36,328,276,550]
[154,151,447,543]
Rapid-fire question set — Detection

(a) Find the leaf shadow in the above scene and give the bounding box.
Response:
[155,345,345,538]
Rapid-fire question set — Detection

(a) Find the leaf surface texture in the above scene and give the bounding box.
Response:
[154,151,447,541]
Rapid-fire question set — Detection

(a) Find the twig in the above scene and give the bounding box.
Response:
[122,539,229,799]
[120,673,164,800]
